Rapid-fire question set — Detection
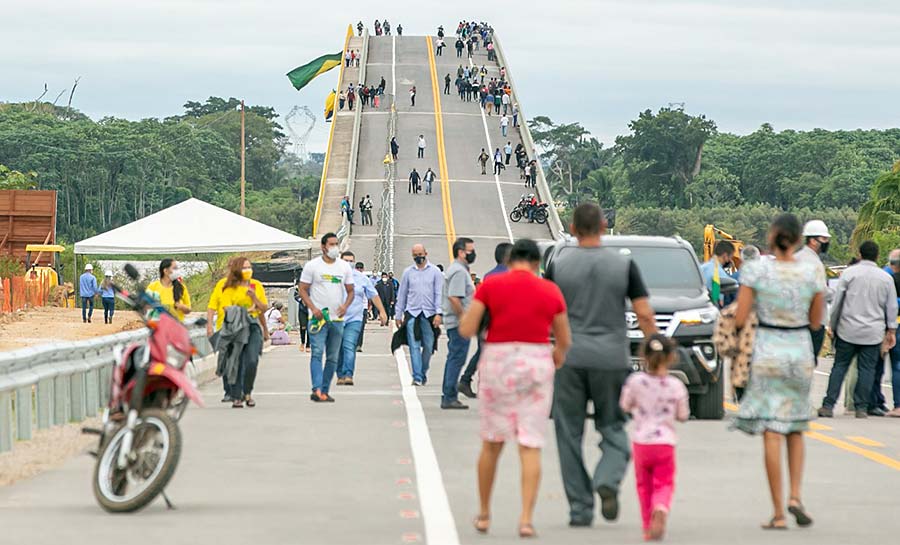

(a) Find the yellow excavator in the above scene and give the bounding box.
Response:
[703,225,744,273]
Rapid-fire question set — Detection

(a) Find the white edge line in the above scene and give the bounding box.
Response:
[394,335,461,545]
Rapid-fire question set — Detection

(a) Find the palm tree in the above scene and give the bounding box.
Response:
[852,161,900,246]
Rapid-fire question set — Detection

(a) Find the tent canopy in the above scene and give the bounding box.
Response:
[74,198,311,255]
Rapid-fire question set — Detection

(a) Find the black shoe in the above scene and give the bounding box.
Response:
[87,318,92,323]
[597,486,619,521]
[817,407,834,418]
[323,393,335,403]
[855,410,868,419]
[869,407,887,417]
[441,400,469,410]
[569,518,593,528]
[458,381,477,399]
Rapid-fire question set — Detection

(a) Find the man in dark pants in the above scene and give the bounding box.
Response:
[459,241,511,399]
[546,203,657,527]
[819,241,898,418]
[795,219,833,366]
[440,238,476,410]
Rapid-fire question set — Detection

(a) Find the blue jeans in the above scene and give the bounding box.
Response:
[102,297,115,322]
[81,297,94,320]
[442,327,470,404]
[337,320,363,378]
[823,336,880,411]
[889,328,900,408]
[309,321,344,394]
[406,315,435,383]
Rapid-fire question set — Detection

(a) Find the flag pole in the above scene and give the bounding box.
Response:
[240,99,246,216]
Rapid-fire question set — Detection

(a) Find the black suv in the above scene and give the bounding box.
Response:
[542,235,731,420]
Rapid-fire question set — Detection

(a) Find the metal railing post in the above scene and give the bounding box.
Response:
[36,378,52,429]
[15,387,32,440]
[0,391,13,452]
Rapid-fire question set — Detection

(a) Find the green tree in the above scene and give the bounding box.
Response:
[0,164,37,189]
[853,162,900,250]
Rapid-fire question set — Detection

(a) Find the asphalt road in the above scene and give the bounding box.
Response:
[1,323,898,545]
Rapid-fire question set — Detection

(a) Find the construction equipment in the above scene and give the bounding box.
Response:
[703,225,744,273]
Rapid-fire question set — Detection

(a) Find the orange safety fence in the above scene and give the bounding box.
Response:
[1,273,53,314]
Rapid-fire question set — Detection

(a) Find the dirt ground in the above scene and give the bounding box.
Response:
[0,307,145,352]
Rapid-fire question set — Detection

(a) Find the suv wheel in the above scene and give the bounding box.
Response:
[691,366,725,420]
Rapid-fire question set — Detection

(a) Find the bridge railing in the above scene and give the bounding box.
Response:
[492,34,566,240]
[0,320,212,453]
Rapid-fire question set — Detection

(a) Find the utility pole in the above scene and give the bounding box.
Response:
[240,99,246,216]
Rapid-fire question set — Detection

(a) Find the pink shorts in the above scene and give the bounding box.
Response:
[478,343,555,448]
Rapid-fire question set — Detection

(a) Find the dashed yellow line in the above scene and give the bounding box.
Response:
[846,436,886,448]
[425,36,456,260]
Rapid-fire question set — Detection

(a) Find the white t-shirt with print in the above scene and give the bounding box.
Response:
[300,257,354,318]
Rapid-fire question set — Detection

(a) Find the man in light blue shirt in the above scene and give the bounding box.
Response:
[395,244,444,385]
[337,253,387,385]
[79,263,99,323]
[699,240,735,308]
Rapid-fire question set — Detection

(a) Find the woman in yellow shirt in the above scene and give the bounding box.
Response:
[206,256,268,408]
[146,259,192,322]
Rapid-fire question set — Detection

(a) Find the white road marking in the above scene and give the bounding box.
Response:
[468,58,514,243]
[394,338,460,545]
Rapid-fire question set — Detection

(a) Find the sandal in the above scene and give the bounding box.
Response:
[473,514,490,534]
[788,498,813,527]
[245,396,256,408]
[761,516,787,530]
[232,400,244,409]
[518,523,536,538]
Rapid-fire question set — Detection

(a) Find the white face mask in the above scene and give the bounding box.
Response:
[326,246,340,260]
[170,268,182,279]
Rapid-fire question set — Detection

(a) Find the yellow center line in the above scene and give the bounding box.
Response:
[846,436,886,448]
[425,36,456,260]
[724,402,898,471]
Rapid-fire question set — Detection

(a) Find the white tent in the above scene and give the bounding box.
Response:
[74,198,311,255]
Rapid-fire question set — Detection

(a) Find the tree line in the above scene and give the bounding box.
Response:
[531,108,900,262]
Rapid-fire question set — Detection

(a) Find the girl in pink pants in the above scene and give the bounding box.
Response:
[620,335,689,541]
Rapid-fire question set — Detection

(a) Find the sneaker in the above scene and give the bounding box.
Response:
[817,407,834,418]
[458,381,477,399]
[596,486,619,521]
[855,410,868,419]
[345,378,354,386]
[412,380,423,386]
[441,400,469,410]
[868,407,887,417]
[336,377,346,385]
[887,407,900,418]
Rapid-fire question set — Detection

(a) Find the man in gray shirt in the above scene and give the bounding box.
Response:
[545,203,657,526]
[819,241,898,418]
[441,237,476,409]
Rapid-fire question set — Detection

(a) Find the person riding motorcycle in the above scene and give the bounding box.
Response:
[526,194,538,222]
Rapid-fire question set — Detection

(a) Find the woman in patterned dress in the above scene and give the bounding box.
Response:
[733,213,825,530]
[458,239,572,538]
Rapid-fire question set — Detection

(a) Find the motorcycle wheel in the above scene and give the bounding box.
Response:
[535,209,548,224]
[509,209,522,222]
[92,408,181,513]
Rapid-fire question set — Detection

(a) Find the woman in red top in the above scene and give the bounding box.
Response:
[459,238,572,538]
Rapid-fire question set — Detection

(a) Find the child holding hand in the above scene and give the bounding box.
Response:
[620,334,690,541]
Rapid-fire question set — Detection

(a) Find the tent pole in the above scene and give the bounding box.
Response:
[75,253,80,308]
[240,100,246,216]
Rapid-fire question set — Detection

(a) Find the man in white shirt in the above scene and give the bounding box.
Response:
[500,115,510,137]
[298,232,355,402]
[795,219,833,366]
[417,135,427,159]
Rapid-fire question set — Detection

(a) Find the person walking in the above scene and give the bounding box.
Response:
[345,49,352,67]
[297,233,355,403]
[459,241,512,399]
[493,148,504,175]
[347,87,355,111]
[340,195,354,225]
[339,90,346,111]
[423,168,436,195]
[362,194,373,225]
[357,20,364,36]
[545,203,657,527]
[390,136,399,160]
[336,254,388,386]
[477,148,490,175]
[395,244,444,386]
[504,142,512,165]
[408,168,421,194]
[529,161,537,188]
[397,24,403,36]
[620,335,689,541]
[485,92,493,115]
[417,134,427,159]
[355,50,360,67]
[375,272,396,320]
[818,240,897,418]
[732,213,825,530]
[512,103,519,127]
[409,86,416,107]
[456,37,464,57]
[100,271,115,324]
[206,257,269,408]
[493,92,502,116]
[146,259,192,322]
[795,220,833,366]
[501,91,510,115]
[293,280,311,352]
[500,115,510,137]
[458,238,571,538]
[440,238,477,410]
[444,73,451,94]
[79,263,99,323]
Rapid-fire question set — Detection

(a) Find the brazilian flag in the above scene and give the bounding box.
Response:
[711,265,721,306]
[286,52,343,91]
[324,90,336,121]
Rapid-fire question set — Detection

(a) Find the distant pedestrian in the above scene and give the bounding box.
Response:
[620,335,688,541]
[345,49,352,67]
[347,88,355,110]
[456,38,464,57]
[357,21,364,36]
[529,161,537,188]
[100,270,115,324]
[485,92,493,115]
[361,194,373,225]
[436,38,445,56]
[339,90,346,110]
[350,49,356,67]
[494,92,502,115]
[373,93,380,109]
[493,148,504,175]
[397,24,402,36]
[391,136,399,160]
[423,168,436,195]
[732,213,823,530]
[444,73,451,94]
[383,20,391,35]
[477,148,490,175]
[512,103,519,127]
[355,50,360,67]
[340,195,354,224]
[409,86,416,107]
[417,134,427,158]
[504,142,512,165]
[79,263,99,323]
[395,244,444,386]
[459,238,571,538]
[500,115,510,137]
[297,233,355,403]
[409,168,421,194]
[501,91,510,115]
[292,281,311,352]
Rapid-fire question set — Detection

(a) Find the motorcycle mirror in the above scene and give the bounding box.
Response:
[124,263,140,281]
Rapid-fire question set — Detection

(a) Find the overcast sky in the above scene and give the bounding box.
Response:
[3,0,898,153]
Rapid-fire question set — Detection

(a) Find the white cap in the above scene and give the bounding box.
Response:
[802,220,831,238]
[104,270,113,277]
[84,263,93,271]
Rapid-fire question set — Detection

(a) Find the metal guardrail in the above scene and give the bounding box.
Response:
[0,322,212,453]
[492,34,565,240]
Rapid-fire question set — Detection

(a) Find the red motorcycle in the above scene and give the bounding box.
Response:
[85,264,206,513]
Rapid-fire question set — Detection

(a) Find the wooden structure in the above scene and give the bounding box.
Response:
[0,190,57,266]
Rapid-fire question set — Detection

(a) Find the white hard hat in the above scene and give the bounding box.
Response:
[802,220,831,238]
[104,270,113,277]
[84,263,93,271]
